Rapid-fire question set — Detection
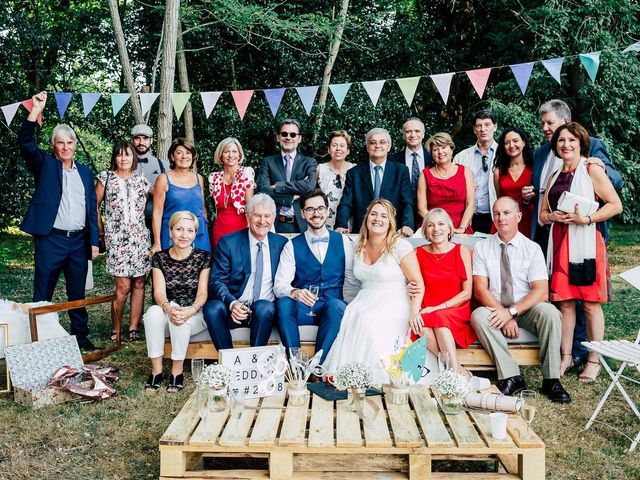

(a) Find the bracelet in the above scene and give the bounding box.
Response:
[459,225,466,230]
[545,212,553,224]
[160,300,170,310]
[587,215,592,225]
[444,302,449,308]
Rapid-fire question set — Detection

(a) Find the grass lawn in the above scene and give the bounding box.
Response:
[1,225,639,479]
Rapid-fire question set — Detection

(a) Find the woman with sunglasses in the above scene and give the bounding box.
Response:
[317,131,355,229]
[492,128,535,237]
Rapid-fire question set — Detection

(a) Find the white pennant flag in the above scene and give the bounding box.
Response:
[361,80,385,107]
[1,102,21,126]
[139,93,160,116]
[430,73,455,104]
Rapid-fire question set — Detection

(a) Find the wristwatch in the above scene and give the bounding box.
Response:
[508,306,518,318]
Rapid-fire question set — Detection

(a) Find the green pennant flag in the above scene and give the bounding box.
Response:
[171,93,191,119]
[396,76,421,106]
[579,52,601,83]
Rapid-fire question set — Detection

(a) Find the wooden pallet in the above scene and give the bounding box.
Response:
[164,340,541,371]
[159,385,545,479]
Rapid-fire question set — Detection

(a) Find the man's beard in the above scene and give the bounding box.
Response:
[135,145,150,156]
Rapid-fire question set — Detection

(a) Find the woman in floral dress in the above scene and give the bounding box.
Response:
[317,130,355,229]
[96,141,152,341]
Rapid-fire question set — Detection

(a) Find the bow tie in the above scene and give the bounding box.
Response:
[311,236,329,244]
[138,158,148,163]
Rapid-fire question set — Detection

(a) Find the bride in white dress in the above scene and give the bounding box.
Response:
[324,200,427,385]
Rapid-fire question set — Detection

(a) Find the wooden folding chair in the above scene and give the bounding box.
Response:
[582,330,640,452]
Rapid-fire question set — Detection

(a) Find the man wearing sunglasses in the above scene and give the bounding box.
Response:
[453,109,498,234]
[257,119,318,233]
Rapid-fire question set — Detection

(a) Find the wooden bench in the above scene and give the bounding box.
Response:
[159,385,545,479]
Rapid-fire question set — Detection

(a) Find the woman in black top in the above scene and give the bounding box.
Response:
[144,210,211,392]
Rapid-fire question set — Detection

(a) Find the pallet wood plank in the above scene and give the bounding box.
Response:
[270,451,293,479]
[189,407,231,446]
[444,410,485,448]
[410,387,454,448]
[468,411,515,448]
[160,390,200,445]
[248,394,286,447]
[409,453,431,479]
[335,399,364,447]
[519,447,546,480]
[362,395,393,447]
[307,394,334,447]
[278,394,310,446]
[293,453,406,472]
[218,397,260,447]
[387,402,423,448]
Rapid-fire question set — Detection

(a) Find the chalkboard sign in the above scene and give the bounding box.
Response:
[219,345,286,399]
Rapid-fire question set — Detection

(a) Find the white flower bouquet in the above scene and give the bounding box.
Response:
[431,369,471,398]
[334,362,373,390]
[200,364,232,389]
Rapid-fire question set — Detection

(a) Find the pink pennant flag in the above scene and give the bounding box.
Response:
[465,68,492,99]
[21,99,43,126]
[1,102,21,126]
[231,90,254,120]
[430,73,455,104]
[200,91,223,119]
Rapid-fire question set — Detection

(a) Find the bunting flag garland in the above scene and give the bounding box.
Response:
[54,92,73,119]
[296,86,319,115]
[81,93,102,117]
[396,76,421,106]
[1,102,21,126]
[623,41,640,53]
[541,57,564,84]
[466,68,492,98]
[139,93,160,116]
[20,99,42,126]
[230,90,253,120]
[579,51,601,83]
[429,73,455,104]
[200,91,222,118]
[329,83,352,108]
[361,80,385,107]
[171,93,191,119]
[263,88,286,117]
[110,93,130,116]
[509,62,535,94]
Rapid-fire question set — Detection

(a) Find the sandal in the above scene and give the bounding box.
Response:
[578,360,601,384]
[560,353,574,378]
[167,373,184,393]
[145,372,164,391]
[110,331,119,344]
[127,329,141,342]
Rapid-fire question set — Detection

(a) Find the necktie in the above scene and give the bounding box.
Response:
[138,157,148,164]
[281,155,295,216]
[311,235,329,244]
[373,165,382,199]
[252,242,264,304]
[411,152,420,196]
[500,243,514,307]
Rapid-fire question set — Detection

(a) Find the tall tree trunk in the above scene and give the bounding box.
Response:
[311,0,350,147]
[156,0,180,162]
[176,21,194,143]
[107,0,143,123]
[146,23,165,124]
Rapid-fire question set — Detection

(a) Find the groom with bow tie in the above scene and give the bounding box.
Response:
[274,189,359,362]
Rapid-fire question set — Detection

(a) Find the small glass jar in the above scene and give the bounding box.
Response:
[387,384,410,405]
[287,381,308,407]
[208,386,228,412]
[441,394,462,415]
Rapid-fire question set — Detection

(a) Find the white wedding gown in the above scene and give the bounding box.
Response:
[323,239,437,385]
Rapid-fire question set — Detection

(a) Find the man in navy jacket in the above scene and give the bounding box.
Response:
[19,91,99,351]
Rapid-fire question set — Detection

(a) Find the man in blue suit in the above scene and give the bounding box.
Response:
[523,99,623,368]
[257,118,317,234]
[19,91,100,351]
[275,189,359,363]
[203,193,287,350]
[335,128,415,236]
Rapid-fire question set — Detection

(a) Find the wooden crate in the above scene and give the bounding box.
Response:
[159,385,545,479]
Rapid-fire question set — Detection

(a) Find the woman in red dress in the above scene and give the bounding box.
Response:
[492,127,535,237]
[416,208,475,377]
[539,123,622,383]
[208,138,255,248]
[417,133,474,234]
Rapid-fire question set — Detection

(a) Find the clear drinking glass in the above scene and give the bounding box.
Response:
[228,389,246,438]
[437,351,451,372]
[191,358,204,385]
[307,285,319,316]
[520,390,537,440]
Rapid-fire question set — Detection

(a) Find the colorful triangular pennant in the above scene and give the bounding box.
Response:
[21,99,42,126]
[296,86,319,115]
[509,62,535,94]
[329,83,352,108]
[111,93,131,116]
[1,102,21,126]
[466,68,492,98]
[396,77,421,106]
[171,93,191,119]
[54,92,73,119]
[430,73,455,104]
[200,91,222,119]
[139,93,160,116]
[81,93,101,117]
[579,51,601,83]
[623,41,640,53]
[263,88,286,117]
[230,90,254,120]
[361,80,385,107]
[541,57,564,84]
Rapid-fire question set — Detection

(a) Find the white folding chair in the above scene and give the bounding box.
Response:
[582,330,640,452]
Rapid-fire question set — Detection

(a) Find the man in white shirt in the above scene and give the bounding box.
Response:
[275,189,359,363]
[471,196,570,403]
[453,110,498,233]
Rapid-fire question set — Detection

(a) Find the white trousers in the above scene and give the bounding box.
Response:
[144,304,206,361]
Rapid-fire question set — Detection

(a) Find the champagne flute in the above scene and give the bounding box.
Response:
[306,285,319,317]
[520,390,537,440]
[191,358,204,385]
[228,389,246,438]
[197,384,210,435]
[437,351,451,372]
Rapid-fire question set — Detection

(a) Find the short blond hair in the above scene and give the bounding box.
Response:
[355,199,400,256]
[168,210,199,232]
[213,137,245,166]
[426,132,455,152]
[422,208,455,241]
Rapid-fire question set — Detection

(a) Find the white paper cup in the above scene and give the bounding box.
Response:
[489,412,508,440]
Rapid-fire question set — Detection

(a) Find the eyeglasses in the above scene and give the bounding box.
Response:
[303,206,328,215]
[481,155,488,172]
[334,173,342,189]
[279,131,299,138]
[367,140,388,146]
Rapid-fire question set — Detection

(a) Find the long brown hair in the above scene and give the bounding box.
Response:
[355,199,400,256]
